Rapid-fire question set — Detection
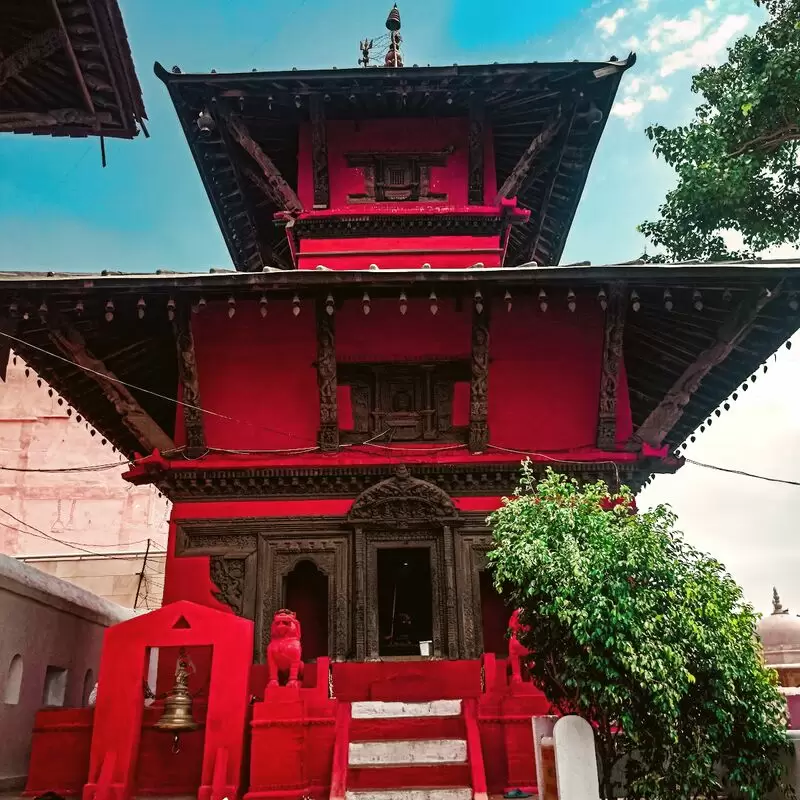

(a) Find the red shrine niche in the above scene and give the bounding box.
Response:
[14,4,800,800]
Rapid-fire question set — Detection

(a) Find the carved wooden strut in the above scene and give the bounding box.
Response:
[309,94,329,208]
[469,302,490,453]
[636,283,782,447]
[226,115,303,213]
[468,95,485,205]
[46,315,174,454]
[172,303,206,455]
[597,282,627,449]
[316,299,339,451]
[495,114,564,202]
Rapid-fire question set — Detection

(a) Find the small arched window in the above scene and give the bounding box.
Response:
[3,654,23,705]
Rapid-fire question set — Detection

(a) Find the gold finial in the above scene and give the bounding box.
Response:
[773,587,789,615]
[384,5,403,68]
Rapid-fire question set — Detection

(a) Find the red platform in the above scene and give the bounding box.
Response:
[26,655,552,800]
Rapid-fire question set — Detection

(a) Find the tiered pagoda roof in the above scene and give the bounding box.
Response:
[155,57,634,271]
[0,0,146,138]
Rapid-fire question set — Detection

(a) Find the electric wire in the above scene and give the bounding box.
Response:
[3,336,799,493]
[683,457,800,488]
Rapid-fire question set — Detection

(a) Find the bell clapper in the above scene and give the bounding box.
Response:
[172,734,181,754]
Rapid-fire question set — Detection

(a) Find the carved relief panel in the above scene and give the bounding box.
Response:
[339,362,469,444]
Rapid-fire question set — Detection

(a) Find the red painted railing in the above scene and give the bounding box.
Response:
[464,697,489,800]
[330,702,352,800]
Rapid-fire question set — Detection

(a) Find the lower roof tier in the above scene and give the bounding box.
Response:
[0,260,797,487]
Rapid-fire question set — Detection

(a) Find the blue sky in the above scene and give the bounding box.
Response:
[0,0,763,272]
[3,0,798,616]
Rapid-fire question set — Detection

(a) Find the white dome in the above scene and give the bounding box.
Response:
[758,590,800,666]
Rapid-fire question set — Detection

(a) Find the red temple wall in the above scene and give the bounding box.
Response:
[297,118,497,209]
[190,301,320,452]
[184,295,631,454]
[297,235,504,270]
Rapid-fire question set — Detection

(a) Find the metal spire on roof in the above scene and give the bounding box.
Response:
[773,587,789,615]
[384,4,403,68]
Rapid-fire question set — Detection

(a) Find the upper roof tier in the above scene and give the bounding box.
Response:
[0,0,146,139]
[155,54,634,271]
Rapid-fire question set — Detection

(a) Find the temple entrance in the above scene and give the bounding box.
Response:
[480,569,511,656]
[377,547,433,657]
[284,560,329,660]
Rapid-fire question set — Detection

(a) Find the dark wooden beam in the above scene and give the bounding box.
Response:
[635,284,782,447]
[0,109,112,131]
[49,0,95,116]
[524,108,577,264]
[226,115,302,213]
[46,316,174,454]
[468,301,490,453]
[495,114,564,203]
[0,28,64,88]
[172,304,205,456]
[468,95,485,205]
[596,282,627,449]
[316,300,339,451]
[309,93,329,209]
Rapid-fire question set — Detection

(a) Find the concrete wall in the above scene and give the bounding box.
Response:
[0,553,133,790]
[0,351,169,608]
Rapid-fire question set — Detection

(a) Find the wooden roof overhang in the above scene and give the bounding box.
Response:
[0,0,146,138]
[0,261,796,469]
[155,57,633,272]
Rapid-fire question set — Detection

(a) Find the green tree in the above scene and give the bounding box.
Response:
[639,0,800,261]
[488,464,792,800]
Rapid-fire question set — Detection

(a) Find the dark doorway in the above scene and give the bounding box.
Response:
[284,560,329,660]
[378,548,433,657]
[479,570,511,656]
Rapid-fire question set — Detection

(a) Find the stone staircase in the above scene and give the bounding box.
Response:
[344,700,480,800]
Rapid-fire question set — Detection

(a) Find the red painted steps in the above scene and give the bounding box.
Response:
[348,763,472,791]
[334,699,487,800]
[350,714,465,742]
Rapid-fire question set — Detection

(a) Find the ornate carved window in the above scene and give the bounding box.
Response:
[345,149,452,203]
[339,362,468,443]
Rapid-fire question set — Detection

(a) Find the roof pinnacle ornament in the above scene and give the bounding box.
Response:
[773,587,789,615]
[385,4,403,68]
[359,38,373,68]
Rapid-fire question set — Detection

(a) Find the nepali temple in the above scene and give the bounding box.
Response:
[4,5,800,800]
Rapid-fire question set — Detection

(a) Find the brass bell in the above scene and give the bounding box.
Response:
[155,648,199,732]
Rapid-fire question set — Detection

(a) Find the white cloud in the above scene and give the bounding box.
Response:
[646,8,710,52]
[597,8,627,36]
[636,0,651,9]
[648,84,671,101]
[623,35,641,49]
[659,13,750,75]
[722,229,800,259]
[627,77,643,93]
[611,96,645,118]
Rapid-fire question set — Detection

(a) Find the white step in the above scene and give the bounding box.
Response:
[351,700,462,719]
[346,789,472,800]
[349,739,468,766]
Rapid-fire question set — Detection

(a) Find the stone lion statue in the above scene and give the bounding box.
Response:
[267,608,304,688]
